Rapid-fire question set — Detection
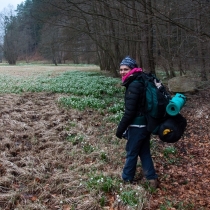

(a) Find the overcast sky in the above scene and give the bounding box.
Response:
[0,0,24,12]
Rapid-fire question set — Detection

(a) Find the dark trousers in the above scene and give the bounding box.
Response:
[122,126,158,181]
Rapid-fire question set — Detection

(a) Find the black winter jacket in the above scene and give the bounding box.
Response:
[116,72,145,139]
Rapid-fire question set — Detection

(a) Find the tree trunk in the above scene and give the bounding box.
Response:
[196,1,207,81]
[141,0,155,74]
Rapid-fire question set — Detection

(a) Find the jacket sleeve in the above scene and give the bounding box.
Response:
[116,80,144,139]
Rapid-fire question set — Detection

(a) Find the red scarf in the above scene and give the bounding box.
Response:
[122,68,143,82]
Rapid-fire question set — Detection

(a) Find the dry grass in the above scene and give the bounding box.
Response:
[0,92,112,209]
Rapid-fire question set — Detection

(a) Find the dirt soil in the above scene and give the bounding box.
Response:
[0,66,210,209]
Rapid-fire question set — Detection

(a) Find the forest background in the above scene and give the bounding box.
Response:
[0,1,210,209]
[0,0,210,81]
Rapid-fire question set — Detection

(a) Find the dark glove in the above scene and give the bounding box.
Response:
[116,130,122,139]
[122,130,128,140]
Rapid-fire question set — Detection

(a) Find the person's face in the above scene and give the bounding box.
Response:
[119,65,131,77]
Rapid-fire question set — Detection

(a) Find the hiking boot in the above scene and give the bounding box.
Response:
[123,177,142,185]
[123,179,133,184]
[148,179,159,189]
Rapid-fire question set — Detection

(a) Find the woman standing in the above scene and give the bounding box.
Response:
[116,56,158,188]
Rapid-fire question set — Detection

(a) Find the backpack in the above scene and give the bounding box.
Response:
[142,73,171,118]
[137,72,187,142]
[158,93,187,143]
[137,72,171,134]
[158,113,187,143]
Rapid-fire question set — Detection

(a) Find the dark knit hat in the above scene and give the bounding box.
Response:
[120,56,138,69]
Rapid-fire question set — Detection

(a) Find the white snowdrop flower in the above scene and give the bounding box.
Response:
[91,177,93,180]
[117,199,121,202]
[116,194,119,198]
[60,201,63,204]
[120,188,122,191]
[136,192,138,195]
[79,183,82,186]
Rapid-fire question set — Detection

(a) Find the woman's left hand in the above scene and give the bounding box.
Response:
[154,79,162,89]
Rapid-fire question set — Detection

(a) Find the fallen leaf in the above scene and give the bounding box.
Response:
[31,196,38,202]
[63,204,71,210]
